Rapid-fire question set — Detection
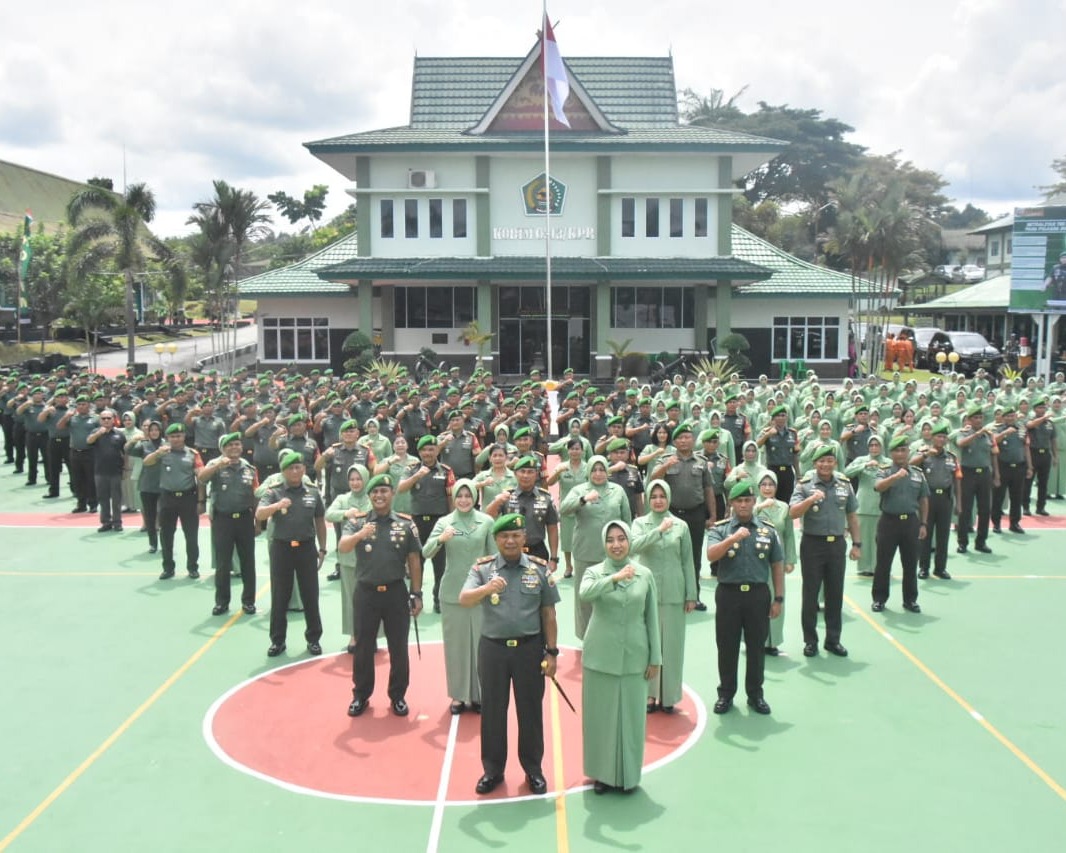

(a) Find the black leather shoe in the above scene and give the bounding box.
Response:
[903,602,922,613]
[991,524,1001,534]
[326,568,341,581]
[43,492,59,499]
[918,569,930,579]
[933,570,952,580]
[450,701,467,715]
[212,605,228,616]
[646,701,659,714]
[825,642,848,657]
[1036,509,1050,516]
[527,773,547,795]
[1023,507,1032,516]
[148,547,158,554]
[391,698,409,716]
[660,705,675,714]
[348,697,368,717]
[112,525,123,532]
[475,774,503,795]
[242,604,257,615]
[1009,524,1026,534]
[974,544,992,553]
[187,569,200,579]
[957,544,968,554]
[267,643,286,657]
[857,570,875,577]
[593,780,610,795]
[97,524,112,533]
[764,645,780,656]
[712,697,733,714]
[307,642,323,656]
[470,702,481,713]
[871,601,885,612]
[433,601,442,613]
[803,643,817,657]
[747,697,772,715]
[158,570,174,580]
[693,601,708,612]
[72,505,87,514]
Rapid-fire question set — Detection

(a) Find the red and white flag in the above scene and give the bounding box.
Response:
[542,13,570,127]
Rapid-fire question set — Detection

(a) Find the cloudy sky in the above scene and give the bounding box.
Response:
[2,0,1063,236]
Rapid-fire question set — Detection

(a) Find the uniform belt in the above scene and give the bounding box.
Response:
[805,534,843,541]
[671,505,704,514]
[72,448,91,452]
[216,510,249,519]
[485,635,540,647]
[418,514,437,521]
[279,539,312,548]
[933,488,948,495]
[774,465,790,471]
[721,583,765,592]
[888,513,913,520]
[1037,448,1048,454]
[358,580,404,592]
[167,490,190,497]
[965,467,985,474]
[1006,463,1020,467]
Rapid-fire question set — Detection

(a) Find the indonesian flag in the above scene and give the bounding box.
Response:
[542,13,570,127]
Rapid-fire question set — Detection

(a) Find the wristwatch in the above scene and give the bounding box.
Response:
[773,596,784,603]
[409,590,423,599]
[543,647,560,657]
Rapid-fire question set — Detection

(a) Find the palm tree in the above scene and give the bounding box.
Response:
[67,182,171,366]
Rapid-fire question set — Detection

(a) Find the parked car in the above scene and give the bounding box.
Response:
[911,326,944,368]
[926,330,1003,376]
[951,265,986,283]
[933,264,960,281]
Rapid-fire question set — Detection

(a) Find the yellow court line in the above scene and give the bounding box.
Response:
[0,582,270,852]
[845,594,1066,803]
[549,677,569,853]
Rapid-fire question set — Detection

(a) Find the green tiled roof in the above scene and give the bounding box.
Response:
[238,231,358,297]
[317,255,771,282]
[409,56,679,129]
[731,225,880,296]
[909,274,1010,311]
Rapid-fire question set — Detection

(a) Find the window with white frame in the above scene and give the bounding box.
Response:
[262,317,330,361]
[610,286,694,328]
[620,197,711,239]
[771,316,840,361]
[394,286,476,328]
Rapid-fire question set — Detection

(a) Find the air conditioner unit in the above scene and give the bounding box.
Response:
[408,169,437,189]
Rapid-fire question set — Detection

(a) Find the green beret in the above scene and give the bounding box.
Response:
[278,449,303,471]
[1034,397,1049,407]
[563,367,574,375]
[218,432,242,451]
[672,422,693,441]
[288,414,305,427]
[286,393,300,403]
[75,395,89,403]
[446,387,460,396]
[492,513,526,535]
[447,409,463,420]
[771,404,788,417]
[812,445,836,461]
[340,419,358,432]
[428,383,442,391]
[724,394,739,404]
[667,400,681,410]
[606,437,629,453]
[260,404,276,414]
[625,389,638,397]
[593,396,607,405]
[999,406,1014,416]
[699,429,720,442]
[365,474,393,492]
[416,435,437,450]
[513,455,540,471]
[853,405,868,415]
[931,422,950,436]
[165,423,185,435]
[729,481,756,500]
[565,391,579,400]
[606,416,624,427]
[501,398,515,408]
[512,427,532,440]
[888,435,910,451]
[240,399,257,409]
[639,397,652,406]
[54,387,69,396]
[966,404,985,418]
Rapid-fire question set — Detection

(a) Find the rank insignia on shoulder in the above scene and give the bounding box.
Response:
[475,554,496,564]
[715,518,730,526]
[527,554,548,566]
[395,512,412,520]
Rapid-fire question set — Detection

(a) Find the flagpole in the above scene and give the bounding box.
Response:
[542,4,554,384]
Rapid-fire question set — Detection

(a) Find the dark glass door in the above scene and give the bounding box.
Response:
[498,285,590,375]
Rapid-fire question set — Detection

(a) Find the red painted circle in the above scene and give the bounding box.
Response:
[204,642,704,804]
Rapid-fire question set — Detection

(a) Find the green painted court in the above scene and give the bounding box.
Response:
[2,473,1064,852]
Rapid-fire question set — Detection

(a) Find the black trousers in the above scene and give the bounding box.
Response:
[352,580,410,702]
[414,514,445,605]
[158,491,201,572]
[46,436,70,494]
[958,467,991,547]
[524,541,550,562]
[1026,449,1052,512]
[992,463,1026,526]
[477,636,545,777]
[921,490,953,573]
[140,491,160,549]
[1,412,13,462]
[95,473,123,526]
[213,510,256,608]
[254,461,278,483]
[799,535,846,645]
[771,464,795,503]
[25,430,47,483]
[873,514,920,605]
[268,539,322,646]
[715,583,770,701]
[70,449,97,508]
[671,505,708,599]
[12,421,26,471]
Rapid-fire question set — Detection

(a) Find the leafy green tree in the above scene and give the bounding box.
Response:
[65,272,123,371]
[21,228,70,353]
[938,203,991,229]
[268,184,329,233]
[67,182,172,365]
[1039,156,1066,201]
[679,86,747,126]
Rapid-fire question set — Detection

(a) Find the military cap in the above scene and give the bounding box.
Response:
[812,445,836,461]
[888,435,910,451]
[606,415,624,427]
[699,429,720,442]
[365,474,394,492]
[606,437,629,453]
[513,455,540,471]
[853,405,869,415]
[218,432,242,450]
[165,423,185,435]
[492,513,526,535]
[728,481,756,500]
[278,449,303,471]
[416,435,437,450]
[512,427,532,440]
[672,422,693,441]
[965,404,985,418]
[287,414,305,427]
[771,404,788,417]
[931,423,950,436]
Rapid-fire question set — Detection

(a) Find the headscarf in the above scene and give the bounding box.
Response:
[346,463,371,512]
[644,478,672,521]
[601,519,632,571]
[452,477,476,515]
[585,455,609,489]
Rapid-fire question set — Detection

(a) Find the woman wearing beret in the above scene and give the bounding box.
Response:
[579,520,661,793]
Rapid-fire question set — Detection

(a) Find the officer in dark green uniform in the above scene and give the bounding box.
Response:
[991,407,1030,534]
[198,432,259,616]
[756,404,800,501]
[1025,398,1057,516]
[789,446,861,657]
[39,388,71,499]
[255,449,328,657]
[487,455,560,568]
[16,387,48,486]
[953,405,998,554]
[460,513,560,796]
[340,473,424,718]
[399,435,455,612]
[872,435,930,613]
[914,422,961,578]
[606,437,644,517]
[63,395,99,512]
[699,429,730,521]
[144,423,204,579]
[705,481,785,715]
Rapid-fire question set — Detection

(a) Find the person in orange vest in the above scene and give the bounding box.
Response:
[883,333,897,372]
[898,334,914,372]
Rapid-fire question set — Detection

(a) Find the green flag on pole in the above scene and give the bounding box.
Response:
[18,210,33,282]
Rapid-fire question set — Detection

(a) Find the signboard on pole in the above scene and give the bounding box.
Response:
[1010,205,1066,311]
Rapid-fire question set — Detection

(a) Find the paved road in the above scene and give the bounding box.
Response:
[83,324,258,375]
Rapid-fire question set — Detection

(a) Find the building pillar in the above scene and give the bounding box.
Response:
[715,281,732,347]
[717,157,733,256]
[359,280,373,339]
[693,283,708,353]
[594,280,612,378]
[476,157,491,256]
[355,157,371,257]
[380,286,395,355]
[476,279,494,373]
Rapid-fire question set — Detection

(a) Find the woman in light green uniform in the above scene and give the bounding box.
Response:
[754,471,796,655]
[359,418,392,465]
[724,440,769,493]
[422,478,496,713]
[546,438,588,578]
[559,456,632,639]
[579,520,661,794]
[1050,397,1066,499]
[548,418,593,461]
[473,443,518,509]
[843,434,886,577]
[324,463,371,652]
[372,435,413,514]
[629,479,695,712]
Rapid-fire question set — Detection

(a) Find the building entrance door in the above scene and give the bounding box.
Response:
[498,285,590,376]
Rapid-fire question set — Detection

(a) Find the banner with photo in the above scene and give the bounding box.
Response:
[1010,205,1066,311]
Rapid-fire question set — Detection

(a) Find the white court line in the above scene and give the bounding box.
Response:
[426,713,460,853]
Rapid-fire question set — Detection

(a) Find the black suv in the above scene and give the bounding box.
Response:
[927,331,1003,376]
